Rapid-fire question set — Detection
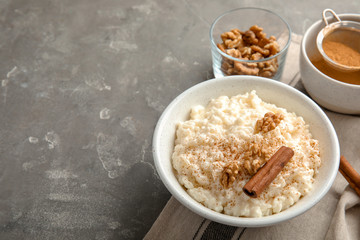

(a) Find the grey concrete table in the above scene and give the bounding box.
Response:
[0,0,358,239]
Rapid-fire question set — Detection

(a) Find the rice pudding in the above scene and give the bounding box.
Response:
[172,91,321,217]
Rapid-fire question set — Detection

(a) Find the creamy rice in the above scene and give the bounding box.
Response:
[172,91,321,217]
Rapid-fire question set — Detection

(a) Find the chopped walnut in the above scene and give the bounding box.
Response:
[239,47,252,58]
[230,28,242,37]
[245,159,263,175]
[263,64,277,73]
[264,42,280,56]
[249,25,263,33]
[226,49,241,58]
[221,61,232,71]
[255,112,284,134]
[243,30,258,45]
[225,38,243,49]
[241,140,266,175]
[251,52,263,61]
[250,45,270,57]
[258,38,271,48]
[217,25,280,78]
[234,62,259,75]
[259,70,273,78]
[217,43,226,53]
[221,31,237,41]
[221,161,240,188]
[270,35,276,41]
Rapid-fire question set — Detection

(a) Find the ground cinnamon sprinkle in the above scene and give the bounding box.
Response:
[323,41,360,67]
[322,28,360,67]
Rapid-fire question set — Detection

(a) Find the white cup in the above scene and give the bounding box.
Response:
[300,14,360,115]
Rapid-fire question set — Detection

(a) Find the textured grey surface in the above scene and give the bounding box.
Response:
[0,0,359,239]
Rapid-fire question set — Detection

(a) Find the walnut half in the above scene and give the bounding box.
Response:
[242,141,266,175]
[255,112,284,134]
[220,161,240,188]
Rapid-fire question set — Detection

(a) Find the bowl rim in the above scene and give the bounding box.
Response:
[209,7,292,63]
[152,76,340,227]
[302,13,360,88]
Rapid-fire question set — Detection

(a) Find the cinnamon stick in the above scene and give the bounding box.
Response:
[339,155,360,197]
[243,146,294,198]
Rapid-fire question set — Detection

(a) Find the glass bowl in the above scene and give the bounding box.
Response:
[210,8,292,80]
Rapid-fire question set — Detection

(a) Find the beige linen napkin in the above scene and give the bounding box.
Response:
[145,33,360,240]
[325,188,360,240]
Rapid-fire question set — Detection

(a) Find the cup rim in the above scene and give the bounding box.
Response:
[209,7,292,63]
[302,13,360,88]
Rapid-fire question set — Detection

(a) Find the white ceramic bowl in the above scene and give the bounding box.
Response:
[153,76,339,227]
[300,14,360,114]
